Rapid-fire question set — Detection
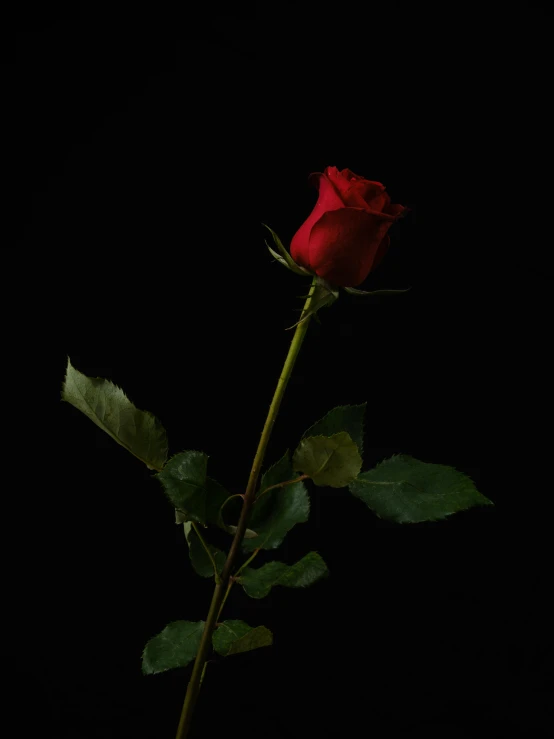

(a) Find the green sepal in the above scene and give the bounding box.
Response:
[293,431,362,487]
[237,551,328,599]
[262,223,311,276]
[344,286,411,297]
[212,620,273,656]
[142,620,205,674]
[61,357,168,471]
[286,278,339,330]
[349,454,494,523]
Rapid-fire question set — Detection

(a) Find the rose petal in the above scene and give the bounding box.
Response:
[384,203,407,217]
[308,208,394,287]
[372,234,390,271]
[290,172,345,270]
[326,167,389,211]
[324,165,340,179]
[340,167,363,181]
[314,172,346,211]
[325,166,353,198]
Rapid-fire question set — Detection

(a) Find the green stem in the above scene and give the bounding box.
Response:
[216,580,234,622]
[174,276,318,739]
[255,473,310,503]
[234,547,261,578]
[216,547,261,623]
[199,661,209,687]
[218,494,245,527]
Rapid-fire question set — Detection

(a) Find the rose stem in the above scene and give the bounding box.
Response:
[174,276,318,739]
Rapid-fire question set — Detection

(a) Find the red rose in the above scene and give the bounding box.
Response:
[290,166,407,288]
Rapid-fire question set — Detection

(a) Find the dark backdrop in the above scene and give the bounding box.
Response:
[4,6,549,739]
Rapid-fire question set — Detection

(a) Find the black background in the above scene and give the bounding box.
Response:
[4,6,550,739]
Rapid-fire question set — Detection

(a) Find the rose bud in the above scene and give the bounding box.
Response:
[290,166,407,288]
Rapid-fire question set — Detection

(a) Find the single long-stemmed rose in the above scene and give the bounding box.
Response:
[61,166,492,739]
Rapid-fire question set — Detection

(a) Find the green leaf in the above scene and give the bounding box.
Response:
[212,620,273,657]
[142,620,204,675]
[183,521,226,578]
[156,451,209,524]
[302,403,366,455]
[242,451,310,552]
[237,551,328,599]
[61,357,168,471]
[349,454,494,524]
[204,476,233,529]
[161,461,233,529]
[293,432,362,487]
[262,223,310,276]
[175,510,188,524]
